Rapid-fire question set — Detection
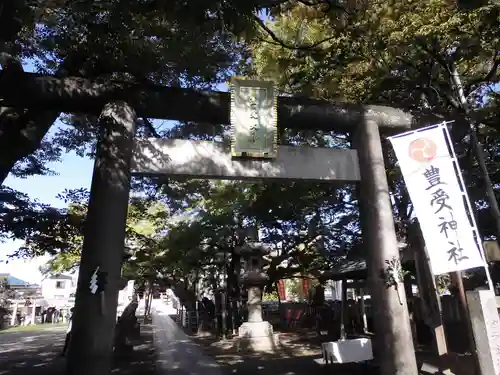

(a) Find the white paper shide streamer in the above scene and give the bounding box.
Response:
[388,123,485,275]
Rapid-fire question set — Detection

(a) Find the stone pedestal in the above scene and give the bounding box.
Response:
[237,321,277,352]
[236,285,276,352]
[235,241,277,352]
[466,289,500,374]
[321,338,373,364]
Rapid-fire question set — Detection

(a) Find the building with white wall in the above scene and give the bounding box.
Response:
[118,280,135,305]
[41,274,75,301]
[39,274,76,311]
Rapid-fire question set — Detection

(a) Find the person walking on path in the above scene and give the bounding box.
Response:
[61,308,74,356]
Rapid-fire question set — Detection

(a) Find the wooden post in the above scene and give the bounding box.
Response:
[340,279,348,339]
[413,228,451,373]
[359,288,368,334]
[221,290,227,340]
[451,272,480,375]
[354,119,418,375]
[66,102,137,375]
[402,271,418,346]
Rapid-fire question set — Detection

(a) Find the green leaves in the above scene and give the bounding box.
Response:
[250,0,500,243]
[0,187,80,257]
[4,0,500,296]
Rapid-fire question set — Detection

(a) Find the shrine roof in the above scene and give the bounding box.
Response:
[320,258,367,281]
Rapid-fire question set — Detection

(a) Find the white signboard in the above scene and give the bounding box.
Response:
[230,77,277,159]
[388,123,485,275]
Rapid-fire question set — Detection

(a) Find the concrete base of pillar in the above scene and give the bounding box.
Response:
[236,321,278,352]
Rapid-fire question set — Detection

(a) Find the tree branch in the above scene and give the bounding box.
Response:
[252,14,336,50]
[465,50,500,97]
[141,117,161,138]
[0,52,23,73]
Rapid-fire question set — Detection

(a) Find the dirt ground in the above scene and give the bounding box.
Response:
[0,319,156,375]
[178,323,475,375]
[180,326,377,375]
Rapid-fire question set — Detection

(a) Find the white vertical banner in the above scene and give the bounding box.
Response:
[388,123,485,275]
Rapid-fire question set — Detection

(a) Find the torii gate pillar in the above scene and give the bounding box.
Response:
[354,119,419,375]
[67,101,137,375]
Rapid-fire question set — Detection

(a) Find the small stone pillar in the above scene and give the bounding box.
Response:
[236,242,275,352]
[10,302,18,326]
[31,302,36,325]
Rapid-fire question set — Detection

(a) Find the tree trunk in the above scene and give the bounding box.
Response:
[0,53,86,185]
[144,279,153,318]
[66,101,136,375]
[147,283,153,315]
[172,283,197,310]
[227,250,241,334]
[0,54,26,183]
[0,109,60,183]
[449,62,500,248]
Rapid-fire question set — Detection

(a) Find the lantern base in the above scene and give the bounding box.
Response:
[236,321,277,352]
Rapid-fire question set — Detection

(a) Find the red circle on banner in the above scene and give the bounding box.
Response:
[408,138,437,162]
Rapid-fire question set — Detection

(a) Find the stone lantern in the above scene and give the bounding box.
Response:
[236,242,275,352]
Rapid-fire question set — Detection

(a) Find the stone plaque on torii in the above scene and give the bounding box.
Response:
[0,70,420,375]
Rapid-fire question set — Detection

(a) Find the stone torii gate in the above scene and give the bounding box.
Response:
[0,71,419,375]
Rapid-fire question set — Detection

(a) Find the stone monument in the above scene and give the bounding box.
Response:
[236,242,276,352]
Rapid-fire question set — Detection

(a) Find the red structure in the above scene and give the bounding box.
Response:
[302,278,310,299]
[277,280,286,300]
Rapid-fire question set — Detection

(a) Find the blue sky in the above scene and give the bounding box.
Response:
[0,141,94,283]
[0,59,98,283]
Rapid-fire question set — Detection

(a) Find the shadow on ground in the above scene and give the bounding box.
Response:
[112,321,156,375]
[0,320,156,375]
[177,324,375,375]
[0,327,66,375]
[176,320,474,375]
[211,353,373,375]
